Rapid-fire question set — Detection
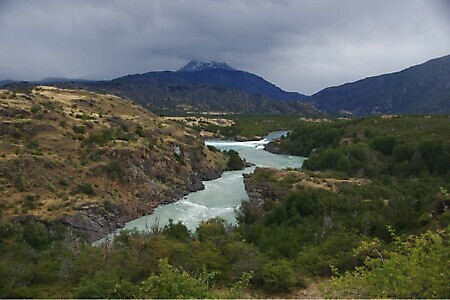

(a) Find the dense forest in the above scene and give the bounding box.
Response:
[1,115,449,298]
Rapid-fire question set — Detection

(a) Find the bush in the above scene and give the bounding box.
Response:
[370,136,397,155]
[23,221,50,249]
[103,161,126,183]
[74,183,96,196]
[84,129,113,146]
[75,270,137,299]
[224,149,245,170]
[140,259,214,299]
[72,125,86,134]
[134,125,145,137]
[330,230,450,298]
[162,219,191,242]
[260,259,298,293]
[22,194,40,210]
[196,218,228,246]
[15,175,27,192]
[30,104,41,114]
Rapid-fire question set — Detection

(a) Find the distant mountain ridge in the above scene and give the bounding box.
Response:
[3,55,450,115]
[0,80,15,87]
[309,54,450,115]
[111,60,307,102]
[0,78,93,87]
[54,60,314,115]
[79,78,316,115]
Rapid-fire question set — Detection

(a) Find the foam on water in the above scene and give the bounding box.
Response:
[121,131,304,233]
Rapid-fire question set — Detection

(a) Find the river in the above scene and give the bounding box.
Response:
[123,131,305,232]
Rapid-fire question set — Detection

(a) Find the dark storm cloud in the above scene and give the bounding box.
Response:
[0,0,449,94]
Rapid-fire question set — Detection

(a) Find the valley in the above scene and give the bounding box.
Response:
[1,1,449,297]
[0,59,449,299]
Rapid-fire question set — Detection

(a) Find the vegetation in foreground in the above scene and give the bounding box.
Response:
[260,114,450,297]
[0,219,253,298]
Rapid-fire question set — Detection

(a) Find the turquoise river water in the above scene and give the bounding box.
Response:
[123,131,305,232]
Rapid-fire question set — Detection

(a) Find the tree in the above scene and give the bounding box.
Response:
[140,259,214,299]
[224,150,245,170]
[162,219,191,242]
[261,259,298,293]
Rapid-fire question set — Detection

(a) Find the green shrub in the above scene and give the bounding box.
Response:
[103,161,126,183]
[26,140,39,149]
[15,175,27,192]
[72,125,86,134]
[75,270,137,299]
[330,230,450,298]
[196,218,228,246]
[370,135,397,155]
[84,129,113,146]
[22,194,40,210]
[74,183,96,196]
[224,149,245,170]
[30,104,41,114]
[162,219,191,242]
[134,125,145,137]
[260,259,298,293]
[140,259,214,299]
[23,221,50,249]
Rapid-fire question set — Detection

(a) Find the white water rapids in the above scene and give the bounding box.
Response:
[122,131,305,233]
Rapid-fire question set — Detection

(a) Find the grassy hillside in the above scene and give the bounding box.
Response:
[0,86,225,240]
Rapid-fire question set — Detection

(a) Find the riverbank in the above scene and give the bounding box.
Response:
[119,133,305,234]
[47,163,224,242]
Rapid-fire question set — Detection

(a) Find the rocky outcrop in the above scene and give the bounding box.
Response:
[49,145,224,242]
[243,168,289,207]
[264,141,290,155]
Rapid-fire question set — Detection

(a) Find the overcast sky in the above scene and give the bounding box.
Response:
[0,0,449,94]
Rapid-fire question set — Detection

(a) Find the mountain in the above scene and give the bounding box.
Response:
[0,86,225,240]
[0,80,16,87]
[0,78,93,88]
[177,60,307,100]
[309,54,450,115]
[176,60,306,101]
[45,61,315,115]
[101,60,307,103]
[79,78,316,115]
[38,77,95,84]
[2,61,312,115]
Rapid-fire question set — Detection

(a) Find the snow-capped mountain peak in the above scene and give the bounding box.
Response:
[178,60,236,72]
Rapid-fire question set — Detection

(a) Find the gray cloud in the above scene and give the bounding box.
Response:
[0,0,449,94]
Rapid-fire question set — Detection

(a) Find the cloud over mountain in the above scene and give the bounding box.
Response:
[0,0,449,94]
